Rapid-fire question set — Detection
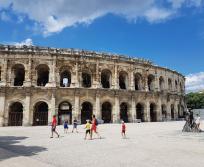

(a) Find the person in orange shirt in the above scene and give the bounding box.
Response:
[50,115,60,138]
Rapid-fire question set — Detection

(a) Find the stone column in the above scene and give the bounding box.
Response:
[144,101,150,122]
[23,91,31,126]
[74,61,79,87]
[145,77,148,92]
[24,56,32,87]
[131,96,136,122]
[130,68,134,90]
[155,74,159,92]
[48,58,56,87]
[95,92,101,119]
[0,91,6,126]
[167,103,171,121]
[157,99,162,122]
[48,93,56,124]
[113,93,119,123]
[114,64,118,89]
[0,58,7,86]
[74,89,80,123]
[95,60,100,88]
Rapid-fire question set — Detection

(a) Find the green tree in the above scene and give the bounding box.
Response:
[186,92,204,109]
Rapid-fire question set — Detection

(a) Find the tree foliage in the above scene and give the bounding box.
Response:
[186,92,204,109]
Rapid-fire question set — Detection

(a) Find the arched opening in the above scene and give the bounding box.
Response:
[148,75,155,91]
[135,73,142,90]
[175,80,178,91]
[33,101,48,126]
[161,104,167,121]
[81,102,93,124]
[159,76,165,91]
[136,103,144,122]
[58,102,72,125]
[150,103,157,122]
[12,64,25,86]
[82,71,91,88]
[101,70,111,88]
[171,104,174,120]
[180,82,183,93]
[101,102,112,123]
[37,65,49,86]
[60,70,71,87]
[8,102,23,126]
[120,102,128,122]
[177,104,181,118]
[168,78,172,91]
[119,71,128,90]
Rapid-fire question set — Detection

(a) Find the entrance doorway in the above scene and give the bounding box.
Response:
[33,101,48,126]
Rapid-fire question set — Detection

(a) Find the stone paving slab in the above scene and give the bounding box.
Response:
[0,121,204,167]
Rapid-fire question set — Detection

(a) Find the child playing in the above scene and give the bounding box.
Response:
[84,120,91,140]
[121,121,126,139]
[72,118,78,133]
[64,120,69,133]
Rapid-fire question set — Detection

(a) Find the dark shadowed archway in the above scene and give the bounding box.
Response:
[81,102,93,124]
[8,102,23,126]
[101,102,112,123]
[33,101,48,126]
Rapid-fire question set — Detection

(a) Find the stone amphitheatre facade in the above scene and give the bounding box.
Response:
[0,45,186,126]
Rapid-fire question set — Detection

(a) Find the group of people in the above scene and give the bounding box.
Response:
[50,114,127,139]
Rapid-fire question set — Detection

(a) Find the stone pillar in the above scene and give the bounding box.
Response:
[48,93,56,124]
[24,56,31,87]
[155,74,159,92]
[131,96,136,122]
[167,103,171,121]
[0,58,7,86]
[114,65,118,89]
[23,91,31,126]
[145,77,148,92]
[48,58,56,87]
[113,94,119,123]
[74,61,79,87]
[130,69,134,90]
[144,101,150,122]
[0,92,6,126]
[74,95,80,121]
[95,60,100,88]
[95,92,101,119]
[157,99,162,122]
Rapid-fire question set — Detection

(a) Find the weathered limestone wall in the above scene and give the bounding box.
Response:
[0,45,186,126]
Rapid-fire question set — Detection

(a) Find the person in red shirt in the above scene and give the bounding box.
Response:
[50,115,59,138]
[90,114,101,140]
[121,121,126,139]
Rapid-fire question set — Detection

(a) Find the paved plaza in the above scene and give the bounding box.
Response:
[0,121,204,167]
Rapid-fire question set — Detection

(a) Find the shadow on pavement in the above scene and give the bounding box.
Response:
[0,136,47,161]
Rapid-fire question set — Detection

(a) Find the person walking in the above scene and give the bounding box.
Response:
[64,119,69,133]
[91,115,101,140]
[50,115,60,138]
[72,118,78,133]
[121,121,126,139]
[84,120,91,140]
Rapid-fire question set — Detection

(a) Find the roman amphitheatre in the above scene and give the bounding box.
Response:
[0,44,186,126]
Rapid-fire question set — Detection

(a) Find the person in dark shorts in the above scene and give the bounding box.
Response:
[72,118,78,133]
[64,120,69,133]
[84,120,91,140]
[50,115,60,138]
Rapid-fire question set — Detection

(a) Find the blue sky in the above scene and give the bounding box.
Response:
[0,0,204,92]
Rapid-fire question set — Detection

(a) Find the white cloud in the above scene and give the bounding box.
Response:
[11,38,33,46]
[0,0,203,35]
[186,72,204,93]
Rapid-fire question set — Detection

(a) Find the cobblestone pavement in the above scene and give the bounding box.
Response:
[1,121,204,167]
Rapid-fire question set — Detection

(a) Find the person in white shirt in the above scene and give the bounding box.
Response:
[195,114,201,130]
